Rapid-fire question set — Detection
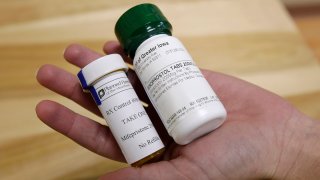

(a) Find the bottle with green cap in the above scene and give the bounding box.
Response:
[115,3,227,145]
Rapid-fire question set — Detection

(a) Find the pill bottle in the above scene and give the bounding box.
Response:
[78,54,165,167]
[115,4,227,145]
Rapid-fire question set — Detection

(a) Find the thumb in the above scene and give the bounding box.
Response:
[99,161,187,180]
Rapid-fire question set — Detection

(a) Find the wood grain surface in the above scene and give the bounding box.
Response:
[1,0,319,179]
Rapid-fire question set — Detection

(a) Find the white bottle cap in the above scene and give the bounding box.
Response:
[77,54,128,105]
[78,54,128,89]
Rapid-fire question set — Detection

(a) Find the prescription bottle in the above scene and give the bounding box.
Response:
[78,54,164,166]
[115,4,227,145]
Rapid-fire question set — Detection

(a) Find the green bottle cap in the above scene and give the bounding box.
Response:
[115,3,172,58]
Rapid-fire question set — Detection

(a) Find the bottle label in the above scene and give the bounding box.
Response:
[94,71,164,164]
[134,36,222,132]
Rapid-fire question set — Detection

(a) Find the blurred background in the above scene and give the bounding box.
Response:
[1,0,320,179]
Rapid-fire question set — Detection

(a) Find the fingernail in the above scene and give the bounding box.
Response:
[35,67,40,78]
[126,62,135,71]
[62,47,67,57]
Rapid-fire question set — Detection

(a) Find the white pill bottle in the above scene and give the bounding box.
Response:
[115,3,227,145]
[78,54,164,167]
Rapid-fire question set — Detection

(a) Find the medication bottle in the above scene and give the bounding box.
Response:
[78,54,165,167]
[115,4,227,145]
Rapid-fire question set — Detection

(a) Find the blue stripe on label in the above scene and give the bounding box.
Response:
[77,70,89,89]
[89,86,102,105]
[77,70,101,105]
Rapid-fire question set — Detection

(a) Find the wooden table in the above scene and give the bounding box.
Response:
[1,0,319,179]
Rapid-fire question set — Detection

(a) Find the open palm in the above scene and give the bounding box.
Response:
[36,42,307,179]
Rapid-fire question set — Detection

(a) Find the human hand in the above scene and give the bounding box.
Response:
[36,42,320,179]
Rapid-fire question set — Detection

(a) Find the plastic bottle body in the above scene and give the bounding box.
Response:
[133,34,227,145]
[93,71,164,165]
[78,54,164,167]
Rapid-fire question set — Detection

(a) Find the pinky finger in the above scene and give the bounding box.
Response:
[35,100,125,162]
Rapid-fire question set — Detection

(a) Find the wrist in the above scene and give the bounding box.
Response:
[274,111,320,179]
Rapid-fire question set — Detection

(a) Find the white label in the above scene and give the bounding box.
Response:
[94,71,164,164]
[134,35,222,132]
